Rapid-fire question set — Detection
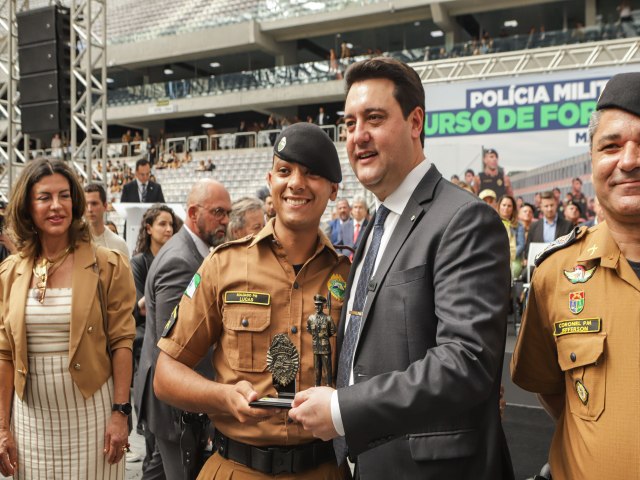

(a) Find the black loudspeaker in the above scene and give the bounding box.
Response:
[20,101,71,134]
[17,6,71,135]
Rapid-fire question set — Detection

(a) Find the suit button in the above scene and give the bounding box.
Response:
[293,282,299,289]
[88,326,94,333]
[74,363,81,370]
[291,326,298,334]
[570,353,576,362]
[241,318,249,327]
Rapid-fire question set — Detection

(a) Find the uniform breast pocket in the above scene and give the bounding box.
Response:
[221,305,271,372]
[556,333,607,421]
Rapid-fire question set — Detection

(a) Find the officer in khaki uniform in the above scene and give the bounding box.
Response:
[511,72,640,480]
[154,123,351,479]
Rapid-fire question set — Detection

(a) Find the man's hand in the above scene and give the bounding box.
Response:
[289,387,338,441]
[223,381,280,424]
[103,413,129,465]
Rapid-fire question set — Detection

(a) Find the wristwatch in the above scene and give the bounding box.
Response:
[112,403,132,416]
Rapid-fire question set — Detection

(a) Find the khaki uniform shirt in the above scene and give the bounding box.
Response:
[511,223,640,480]
[158,221,351,447]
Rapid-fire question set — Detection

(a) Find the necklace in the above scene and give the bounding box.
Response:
[32,247,71,304]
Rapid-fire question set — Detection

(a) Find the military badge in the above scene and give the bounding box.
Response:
[266,333,299,388]
[569,291,585,315]
[277,136,287,152]
[563,265,597,284]
[575,380,589,405]
[184,273,201,298]
[161,305,179,338]
[497,179,503,186]
[327,274,346,302]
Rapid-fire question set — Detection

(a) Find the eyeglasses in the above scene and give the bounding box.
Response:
[197,205,232,219]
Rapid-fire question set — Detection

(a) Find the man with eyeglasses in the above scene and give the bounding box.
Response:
[153,123,351,479]
[134,178,231,479]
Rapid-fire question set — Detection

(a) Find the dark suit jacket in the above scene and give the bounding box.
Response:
[525,216,574,258]
[337,165,514,479]
[133,227,213,442]
[120,180,165,203]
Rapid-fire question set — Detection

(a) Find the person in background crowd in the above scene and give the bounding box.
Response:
[480,188,498,210]
[569,177,587,217]
[511,71,640,480]
[516,196,524,210]
[350,196,369,249]
[464,168,475,190]
[153,122,351,479]
[206,159,216,171]
[120,159,165,204]
[84,183,129,258]
[518,202,535,244]
[563,200,585,226]
[0,159,135,478]
[106,220,119,235]
[329,198,355,255]
[288,56,513,480]
[130,204,180,473]
[533,191,542,218]
[474,148,513,197]
[146,137,157,166]
[525,190,573,258]
[228,197,265,240]
[450,174,460,183]
[498,195,525,278]
[581,197,605,228]
[195,160,207,172]
[134,179,228,480]
[264,194,276,220]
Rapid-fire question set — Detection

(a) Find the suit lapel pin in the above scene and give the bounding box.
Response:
[410,215,416,222]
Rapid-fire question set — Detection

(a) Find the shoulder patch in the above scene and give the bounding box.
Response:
[534,227,586,267]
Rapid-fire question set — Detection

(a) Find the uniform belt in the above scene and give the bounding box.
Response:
[213,430,335,475]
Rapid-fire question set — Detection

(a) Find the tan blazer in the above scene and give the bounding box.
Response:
[0,240,136,399]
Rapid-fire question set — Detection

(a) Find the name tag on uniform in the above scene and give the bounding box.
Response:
[224,291,271,306]
[553,318,601,337]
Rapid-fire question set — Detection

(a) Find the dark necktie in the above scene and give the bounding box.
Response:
[141,183,148,202]
[334,205,390,464]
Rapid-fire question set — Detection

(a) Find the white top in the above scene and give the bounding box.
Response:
[25,288,72,355]
[331,159,432,436]
[93,227,130,258]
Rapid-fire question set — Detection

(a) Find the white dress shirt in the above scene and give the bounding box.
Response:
[331,159,432,435]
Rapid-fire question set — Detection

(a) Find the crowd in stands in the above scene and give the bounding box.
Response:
[450,149,602,279]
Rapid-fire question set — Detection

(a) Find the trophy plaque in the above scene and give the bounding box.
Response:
[249,333,299,409]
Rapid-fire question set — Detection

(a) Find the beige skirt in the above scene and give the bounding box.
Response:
[12,354,125,480]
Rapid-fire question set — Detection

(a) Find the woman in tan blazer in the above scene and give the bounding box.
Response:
[0,159,136,479]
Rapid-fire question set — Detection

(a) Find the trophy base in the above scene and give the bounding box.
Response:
[249,397,293,409]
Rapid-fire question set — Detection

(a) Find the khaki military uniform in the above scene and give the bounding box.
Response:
[158,220,351,479]
[511,223,640,480]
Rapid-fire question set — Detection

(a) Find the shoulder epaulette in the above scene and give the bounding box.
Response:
[210,234,254,256]
[534,226,587,267]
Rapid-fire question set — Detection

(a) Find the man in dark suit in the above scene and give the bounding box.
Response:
[290,57,514,479]
[133,178,230,479]
[351,196,369,249]
[330,199,355,255]
[120,158,165,203]
[525,190,574,258]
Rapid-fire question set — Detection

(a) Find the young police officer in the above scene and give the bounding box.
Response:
[153,123,351,479]
[511,72,640,480]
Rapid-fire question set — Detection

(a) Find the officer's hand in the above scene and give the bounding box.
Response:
[224,381,279,424]
[289,387,338,441]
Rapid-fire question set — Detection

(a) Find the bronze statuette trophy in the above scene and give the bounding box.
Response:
[307,294,337,387]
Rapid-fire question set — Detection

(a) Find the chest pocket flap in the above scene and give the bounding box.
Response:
[222,305,271,372]
[557,333,605,371]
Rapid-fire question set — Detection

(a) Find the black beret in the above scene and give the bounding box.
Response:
[273,123,342,183]
[597,72,640,117]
